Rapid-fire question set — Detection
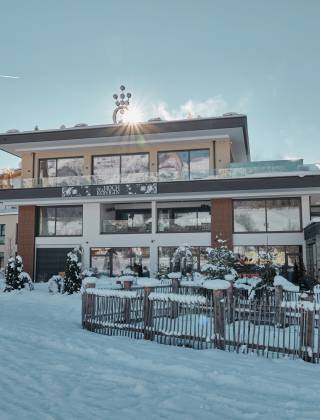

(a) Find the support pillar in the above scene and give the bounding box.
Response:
[211,198,233,248]
[17,206,36,279]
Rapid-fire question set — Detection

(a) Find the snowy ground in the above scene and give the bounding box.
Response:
[1,285,320,420]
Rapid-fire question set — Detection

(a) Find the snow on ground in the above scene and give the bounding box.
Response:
[1,285,320,420]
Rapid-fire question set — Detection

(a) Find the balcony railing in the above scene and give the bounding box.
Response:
[10,163,320,189]
[158,219,211,233]
[101,219,152,234]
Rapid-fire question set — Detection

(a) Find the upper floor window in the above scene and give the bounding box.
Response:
[158,149,209,181]
[233,198,301,233]
[0,224,5,244]
[93,153,149,183]
[39,157,84,178]
[38,206,83,236]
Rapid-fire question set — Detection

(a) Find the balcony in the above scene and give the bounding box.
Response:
[12,161,320,189]
[158,218,211,233]
[101,219,152,234]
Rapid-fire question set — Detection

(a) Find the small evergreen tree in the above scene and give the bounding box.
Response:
[251,250,277,301]
[201,238,237,279]
[64,247,83,294]
[5,255,24,291]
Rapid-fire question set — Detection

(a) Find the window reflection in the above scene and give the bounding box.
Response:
[158,246,208,273]
[38,206,83,236]
[90,247,150,276]
[39,158,84,178]
[158,149,209,181]
[233,198,301,233]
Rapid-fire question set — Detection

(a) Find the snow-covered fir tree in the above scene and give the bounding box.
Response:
[171,245,194,276]
[64,247,83,294]
[201,238,237,280]
[5,255,24,291]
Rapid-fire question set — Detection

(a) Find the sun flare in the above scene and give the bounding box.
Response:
[122,105,144,124]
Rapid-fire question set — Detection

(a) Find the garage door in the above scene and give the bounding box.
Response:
[35,248,73,282]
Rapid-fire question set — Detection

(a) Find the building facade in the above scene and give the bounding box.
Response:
[0,115,319,281]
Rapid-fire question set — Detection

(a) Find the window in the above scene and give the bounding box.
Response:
[0,252,4,270]
[233,198,301,233]
[0,224,5,244]
[39,157,84,178]
[234,245,301,268]
[158,246,208,273]
[90,247,150,275]
[93,153,149,183]
[310,195,320,220]
[100,204,152,234]
[38,206,83,236]
[157,206,211,233]
[158,149,209,181]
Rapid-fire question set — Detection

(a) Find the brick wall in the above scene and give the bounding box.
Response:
[17,206,36,278]
[211,199,233,248]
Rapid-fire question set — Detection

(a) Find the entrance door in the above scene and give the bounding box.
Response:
[35,248,73,282]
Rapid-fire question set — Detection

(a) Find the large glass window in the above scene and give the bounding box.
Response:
[234,245,301,269]
[266,199,301,231]
[158,149,209,181]
[90,247,150,276]
[0,224,5,244]
[93,156,120,183]
[93,153,149,184]
[39,157,84,178]
[121,154,149,182]
[158,205,211,233]
[101,204,152,234]
[233,198,301,233]
[38,206,83,236]
[158,246,208,273]
[233,200,266,232]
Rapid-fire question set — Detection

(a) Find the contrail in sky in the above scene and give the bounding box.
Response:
[0,74,20,79]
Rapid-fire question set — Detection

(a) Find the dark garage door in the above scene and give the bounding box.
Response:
[36,248,73,282]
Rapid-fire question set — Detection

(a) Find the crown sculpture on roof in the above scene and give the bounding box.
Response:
[112,85,132,124]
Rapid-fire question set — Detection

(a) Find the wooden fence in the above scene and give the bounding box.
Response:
[82,286,320,363]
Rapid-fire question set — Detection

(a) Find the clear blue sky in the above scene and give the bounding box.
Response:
[0,0,319,169]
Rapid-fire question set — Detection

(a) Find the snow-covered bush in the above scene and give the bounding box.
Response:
[171,245,193,275]
[201,238,237,280]
[4,255,25,291]
[48,275,64,294]
[19,272,34,291]
[64,247,83,294]
[82,267,98,279]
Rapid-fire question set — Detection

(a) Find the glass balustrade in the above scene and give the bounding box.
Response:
[10,162,320,189]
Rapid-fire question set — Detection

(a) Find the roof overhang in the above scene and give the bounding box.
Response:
[0,115,250,161]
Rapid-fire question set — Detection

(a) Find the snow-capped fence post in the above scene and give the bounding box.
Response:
[213,289,226,350]
[144,286,155,340]
[82,290,95,330]
[170,277,180,319]
[274,285,284,326]
[300,292,315,363]
[123,281,133,325]
[226,282,234,324]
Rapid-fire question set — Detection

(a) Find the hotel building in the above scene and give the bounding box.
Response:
[0,114,319,281]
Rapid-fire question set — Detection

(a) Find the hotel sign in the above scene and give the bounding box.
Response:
[62,182,158,198]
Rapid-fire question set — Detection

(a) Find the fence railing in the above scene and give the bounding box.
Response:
[82,285,320,363]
